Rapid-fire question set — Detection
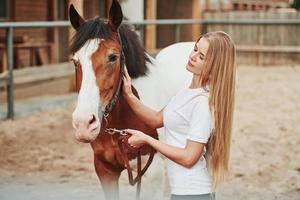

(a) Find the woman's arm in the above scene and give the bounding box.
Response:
[123,67,163,129]
[125,94,164,129]
[126,129,205,168]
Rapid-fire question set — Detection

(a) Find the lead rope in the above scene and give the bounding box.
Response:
[113,130,155,200]
[136,151,141,200]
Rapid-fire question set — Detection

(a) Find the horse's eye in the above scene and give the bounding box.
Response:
[108,54,118,63]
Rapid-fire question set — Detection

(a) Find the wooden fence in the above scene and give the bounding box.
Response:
[203,11,300,66]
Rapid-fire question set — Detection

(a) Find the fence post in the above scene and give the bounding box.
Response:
[138,24,144,45]
[175,24,181,43]
[6,27,14,119]
[202,22,208,34]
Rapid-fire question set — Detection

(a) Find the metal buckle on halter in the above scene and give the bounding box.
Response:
[106,128,127,136]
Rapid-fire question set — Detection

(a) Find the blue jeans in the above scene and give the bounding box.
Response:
[170,193,216,200]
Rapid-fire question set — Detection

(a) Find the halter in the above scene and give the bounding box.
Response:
[100,31,126,122]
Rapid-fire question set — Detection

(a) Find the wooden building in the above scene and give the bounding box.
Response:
[204,0,291,11]
[0,0,110,73]
[231,0,291,11]
[0,0,297,72]
[0,0,57,72]
[0,0,201,72]
[143,0,201,51]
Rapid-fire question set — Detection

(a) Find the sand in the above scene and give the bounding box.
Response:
[0,66,299,200]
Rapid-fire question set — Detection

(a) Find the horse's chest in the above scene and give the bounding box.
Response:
[91,136,125,166]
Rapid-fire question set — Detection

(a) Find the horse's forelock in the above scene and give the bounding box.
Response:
[70,17,111,54]
[70,17,149,79]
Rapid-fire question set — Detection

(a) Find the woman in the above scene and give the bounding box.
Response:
[122,31,236,200]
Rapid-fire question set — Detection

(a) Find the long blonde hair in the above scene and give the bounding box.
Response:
[198,31,236,191]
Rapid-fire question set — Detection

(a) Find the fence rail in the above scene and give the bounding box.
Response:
[1,18,300,119]
[1,19,300,28]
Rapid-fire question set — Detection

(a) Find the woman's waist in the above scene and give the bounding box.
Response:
[167,155,207,170]
[167,162,210,181]
[168,169,213,195]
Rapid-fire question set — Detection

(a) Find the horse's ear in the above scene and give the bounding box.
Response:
[69,4,85,30]
[108,0,123,32]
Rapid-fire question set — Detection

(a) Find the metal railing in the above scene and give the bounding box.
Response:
[1,18,300,119]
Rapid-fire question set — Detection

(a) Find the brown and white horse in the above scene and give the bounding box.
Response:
[69,0,193,199]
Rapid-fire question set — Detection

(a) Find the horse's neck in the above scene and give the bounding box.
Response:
[106,86,139,128]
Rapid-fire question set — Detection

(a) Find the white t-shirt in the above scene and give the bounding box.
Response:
[163,81,213,195]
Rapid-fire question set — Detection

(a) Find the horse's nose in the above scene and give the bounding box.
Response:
[87,114,100,132]
[72,117,79,129]
[72,114,95,129]
[72,113,101,142]
[88,114,96,125]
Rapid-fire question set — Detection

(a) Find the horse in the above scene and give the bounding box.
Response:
[69,0,194,199]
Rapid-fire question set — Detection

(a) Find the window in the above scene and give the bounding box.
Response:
[0,0,9,20]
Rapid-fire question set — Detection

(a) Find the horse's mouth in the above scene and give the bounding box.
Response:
[74,122,101,143]
[78,138,93,143]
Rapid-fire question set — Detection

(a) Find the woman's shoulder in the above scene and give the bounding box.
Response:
[173,88,209,112]
[181,77,209,97]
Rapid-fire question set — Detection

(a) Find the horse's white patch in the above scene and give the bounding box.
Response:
[72,39,103,122]
[132,42,194,140]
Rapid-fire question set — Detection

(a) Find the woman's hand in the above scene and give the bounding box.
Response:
[122,67,134,99]
[125,129,149,148]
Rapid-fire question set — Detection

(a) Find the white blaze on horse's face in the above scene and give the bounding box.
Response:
[72,39,103,143]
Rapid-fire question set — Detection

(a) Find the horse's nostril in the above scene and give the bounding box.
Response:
[89,114,96,125]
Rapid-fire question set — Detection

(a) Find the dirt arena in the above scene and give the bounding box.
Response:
[0,66,299,200]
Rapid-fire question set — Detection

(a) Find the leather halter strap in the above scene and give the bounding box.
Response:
[105,128,156,200]
[118,135,155,200]
[100,31,126,120]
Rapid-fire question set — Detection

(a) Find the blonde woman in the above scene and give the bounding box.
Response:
[122,31,236,200]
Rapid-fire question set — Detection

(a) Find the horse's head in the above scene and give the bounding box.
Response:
[69,0,125,143]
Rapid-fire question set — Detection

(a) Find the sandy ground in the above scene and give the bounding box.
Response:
[0,66,299,200]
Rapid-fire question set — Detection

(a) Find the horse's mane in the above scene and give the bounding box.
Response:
[70,17,150,78]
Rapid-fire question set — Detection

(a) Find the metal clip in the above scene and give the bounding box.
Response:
[103,113,109,125]
[106,128,127,136]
